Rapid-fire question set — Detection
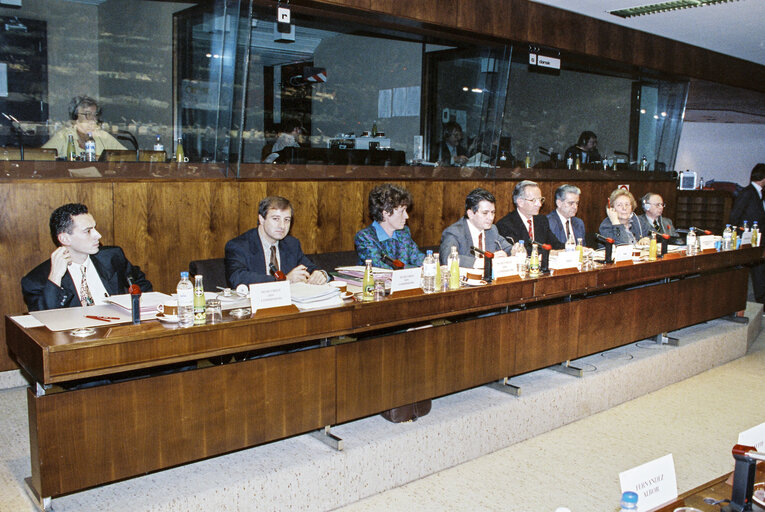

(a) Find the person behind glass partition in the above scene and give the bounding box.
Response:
[354,183,425,269]
[564,130,602,165]
[42,96,126,159]
[263,119,305,163]
[598,188,650,245]
[437,121,469,166]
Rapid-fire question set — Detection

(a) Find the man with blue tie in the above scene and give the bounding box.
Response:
[547,184,586,246]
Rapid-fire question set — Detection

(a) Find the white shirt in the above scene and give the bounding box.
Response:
[66,256,109,306]
[517,211,534,240]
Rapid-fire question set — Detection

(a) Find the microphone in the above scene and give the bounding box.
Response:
[595,233,614,245]
[539,243,552,251]
[471,246,494,283]
[1,112,33,135]
[691,227,713,235]
[649,230,671,240]
[470,246,494,259]
[381,253,404,269]
[116,129,139,151]
[268,263,286,281]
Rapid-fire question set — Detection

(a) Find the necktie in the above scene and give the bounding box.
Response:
[477,232,484,258]
[269,245,279,275]
[80,265,94,306]
[565,220,571,239]
[527,218,534,240]
[654,219,662,233]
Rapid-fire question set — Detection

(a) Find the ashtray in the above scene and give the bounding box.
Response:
[229,307,251,319]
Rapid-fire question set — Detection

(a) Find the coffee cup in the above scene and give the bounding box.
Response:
[157,300,178,316]
[330,280,347,293]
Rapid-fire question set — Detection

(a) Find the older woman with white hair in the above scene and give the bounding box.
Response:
[598,188,650,245]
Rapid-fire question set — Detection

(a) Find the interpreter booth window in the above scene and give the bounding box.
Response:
[502,50,688,171]
[0,0,215,167]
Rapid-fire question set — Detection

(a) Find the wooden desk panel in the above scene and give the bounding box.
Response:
[30,346,335,498]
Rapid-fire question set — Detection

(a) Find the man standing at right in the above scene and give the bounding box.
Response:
[637,192,680,242]
[547,184,586,246]
[730,163,765,303]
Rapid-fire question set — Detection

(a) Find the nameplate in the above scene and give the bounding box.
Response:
[613,244,633,262]
[738,422,765,451]
[493,256,517,278]
[551,250,579,270]
[619,453,677,511]
[390,267,421,293]
[699,235,716,251]
[250,281,291,311]
[741,230,753,245]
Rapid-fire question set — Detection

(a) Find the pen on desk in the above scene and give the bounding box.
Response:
[85,315,118,322]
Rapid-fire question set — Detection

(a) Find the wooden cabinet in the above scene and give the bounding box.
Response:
[675,190,734,233]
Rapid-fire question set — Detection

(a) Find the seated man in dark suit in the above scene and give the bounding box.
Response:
[439,188,512,268]
[497,180,564,254]
[547,184,586,246]
[225,195,328,287]
[637,192,681,243]
[22,203,152,311]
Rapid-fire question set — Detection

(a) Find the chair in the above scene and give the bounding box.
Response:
[0,147,57,161]
[188,258,227,291]
[100,149,138,162]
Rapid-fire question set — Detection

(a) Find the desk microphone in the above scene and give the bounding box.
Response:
[471,246,494,283]
[596,234,615,263]
[269,263,286,281]
[381,253,405,269]
[595,233,615,245]
[470,246,494,259]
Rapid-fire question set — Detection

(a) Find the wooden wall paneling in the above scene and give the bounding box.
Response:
[513,301,579,374]
[265,181,320,253]
[237,181,269,236]
[311,0,371,10]
[315,180,367,253]
[335,314,513,423]
[0,182,113,371]
[455,0,512,39]
[368,0,457,27]
[30,347,335,498]
[112,182,240,294]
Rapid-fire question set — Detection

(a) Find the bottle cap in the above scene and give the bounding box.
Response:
[621,491,638,505]
[426,249,433,256]
[181,271,189,278]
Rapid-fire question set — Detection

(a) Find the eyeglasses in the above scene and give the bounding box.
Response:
[76,111,98,120]
[522,196,545,205]
[649,202,666,208]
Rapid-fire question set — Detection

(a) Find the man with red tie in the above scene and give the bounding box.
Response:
[496,180,564,255]
[225,196,328,287]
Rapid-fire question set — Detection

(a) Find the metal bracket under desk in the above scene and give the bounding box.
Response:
[651,332,680,346]
[487,377,521,396]
[24,477,52,512]
[310,425,344,451]
[722,313,749,324]
[550,360,584,377]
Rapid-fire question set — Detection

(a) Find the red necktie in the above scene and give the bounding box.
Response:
[477,232,484,258]
[527,218,534,240]
[269,245,279,275]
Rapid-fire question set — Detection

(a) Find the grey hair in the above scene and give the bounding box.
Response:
[555,184,581,202]
[512,180,539,205]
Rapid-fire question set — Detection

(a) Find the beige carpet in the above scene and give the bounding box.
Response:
[337,328,765,512]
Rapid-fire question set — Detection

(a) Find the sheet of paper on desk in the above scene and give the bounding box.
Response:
[107,292,172,312]
[10,315,45,328]
[30,304,134,331]
[290,282,339,303]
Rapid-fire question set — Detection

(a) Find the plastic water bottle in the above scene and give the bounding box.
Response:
[421,250,436,293]
[686,227,697,256]
[153,135,164,152]
[566,156,573,169]
[620,491,638,511]
[176,271,194,327]
[84,132,96,161]
[722,224,733,251]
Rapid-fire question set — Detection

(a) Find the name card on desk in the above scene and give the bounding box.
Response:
[741,230,753,246]
[493,256,517,278]
[550,251,579,270]
[390,267,421,293]
[738,422,765,451]
[619,453,677,512]
[699,235,716,251]
[250,281,291,311]
[614,244,634,262]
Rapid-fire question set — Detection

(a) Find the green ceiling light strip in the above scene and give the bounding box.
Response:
[610,0,740,18]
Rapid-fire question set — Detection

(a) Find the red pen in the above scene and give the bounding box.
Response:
[85,315,119,322]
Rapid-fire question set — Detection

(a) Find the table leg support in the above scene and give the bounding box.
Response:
[24,477,51,512]
[652,332,680,346]
[550,360,584,377]
[487,377,521,396]
[310,425,344,451]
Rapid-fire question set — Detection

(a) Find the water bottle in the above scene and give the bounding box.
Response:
[193,274,206,324]
[620,491,638,511]
[565,229,576,252]
[566,156,573,170]
[84,132,96,161]
[722,224,733,251]
[153,135,164,152]
[524,151,531,168]
[752,221,760,247]
[176,271,194,327]
[447,246,460,290]
[362,259,374,302]
[433,252,442,290]
[421,250,437,293]
[640,155,648,171]
[529,243,540,277]
[686,227,697,256]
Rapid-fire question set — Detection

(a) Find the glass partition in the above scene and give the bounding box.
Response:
[0,0,688,175]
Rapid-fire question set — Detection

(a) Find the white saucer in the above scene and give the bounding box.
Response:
[753,482,764,509]
[340,291,354,300]
[156,313,179,323]
[464,279,487,286]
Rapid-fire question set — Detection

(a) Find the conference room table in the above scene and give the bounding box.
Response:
[5,246,762,505]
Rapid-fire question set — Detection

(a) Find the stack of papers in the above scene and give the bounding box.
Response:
[290,282,343,311]
[106,292,172,313]
[334,266,392,287]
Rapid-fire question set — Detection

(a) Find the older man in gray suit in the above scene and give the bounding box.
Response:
[439,188,512,268]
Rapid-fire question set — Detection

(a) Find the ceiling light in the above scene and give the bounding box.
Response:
[609,0,740,18]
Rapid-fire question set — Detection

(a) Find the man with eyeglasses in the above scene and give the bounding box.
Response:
[42,95,126,159]
[637,192,680,242]
[497,180,563,254]
[547,184,586,246]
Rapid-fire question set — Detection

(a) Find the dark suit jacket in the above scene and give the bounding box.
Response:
[21,246,152,312]
[496,210,564,254]
[225,228,319,287]
[546,211,586,245]
[730,184,765,227]
[438,218,511,267]
[436,141,468,166]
